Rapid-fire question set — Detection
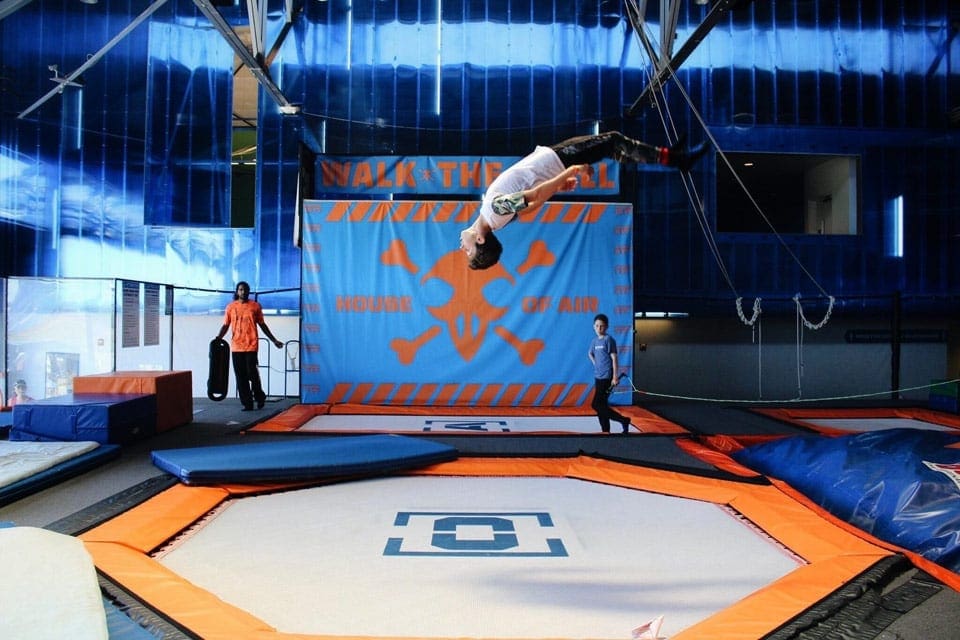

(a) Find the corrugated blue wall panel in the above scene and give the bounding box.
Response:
[0,0,957,312]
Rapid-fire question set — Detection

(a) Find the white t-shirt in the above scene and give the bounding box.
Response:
[479,145,565,230]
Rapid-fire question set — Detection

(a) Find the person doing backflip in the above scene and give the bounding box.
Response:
[215,281,284,411]
[459,131,708,270]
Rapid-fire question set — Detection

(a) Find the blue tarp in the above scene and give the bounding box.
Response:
[733,428,960,572]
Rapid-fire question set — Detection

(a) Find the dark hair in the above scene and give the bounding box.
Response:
[594,313,609,324]
[468,232,503,270]
[234,281,250,300]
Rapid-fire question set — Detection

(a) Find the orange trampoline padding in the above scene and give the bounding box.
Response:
[83,456,895,640]
[755,406,960,432]
[252,403,688,435]
[73,371,192,433]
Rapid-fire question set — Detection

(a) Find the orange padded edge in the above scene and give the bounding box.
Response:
[83,456,901,640]
[330,403,594,416]
[250,403,688,435]
[756,406,960,432]
[767,476,960,593]
[252,404,331,432]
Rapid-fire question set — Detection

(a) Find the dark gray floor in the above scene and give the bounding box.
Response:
[0,396,299,528]
[2,397,959,640]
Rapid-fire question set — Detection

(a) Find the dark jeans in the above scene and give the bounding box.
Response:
[551,131,658,167]
[591,377,629,433]
[232,350,266,408]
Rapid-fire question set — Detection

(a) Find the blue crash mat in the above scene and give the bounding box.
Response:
[11,394,156,444]
[151,434,458,485]
[733,428,960,573]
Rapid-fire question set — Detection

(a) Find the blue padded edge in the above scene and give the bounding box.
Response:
[151,434,458,485]
[0,444,122,508]
[0,410,10,438]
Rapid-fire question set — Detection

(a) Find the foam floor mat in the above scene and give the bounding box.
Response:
[151,434,458,484]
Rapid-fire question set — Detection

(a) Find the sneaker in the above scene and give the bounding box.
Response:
[241,405,254,412]
[256,399,265,409]
[616,137,659,164]
[665,135,709,172]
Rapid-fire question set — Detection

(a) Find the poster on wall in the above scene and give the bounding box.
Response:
[300,200,633,407]
[121,280,140,349]
[144,283,160,346]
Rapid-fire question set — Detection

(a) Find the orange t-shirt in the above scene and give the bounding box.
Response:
[223,299,264,352]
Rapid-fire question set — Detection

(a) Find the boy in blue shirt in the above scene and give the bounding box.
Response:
[588,313,631,434]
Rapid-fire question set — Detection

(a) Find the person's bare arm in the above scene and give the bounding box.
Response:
[258,321,284,348]
[520,164,592,210]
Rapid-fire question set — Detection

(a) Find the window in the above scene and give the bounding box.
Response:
[717,152,859,235]
[886,194,904,257]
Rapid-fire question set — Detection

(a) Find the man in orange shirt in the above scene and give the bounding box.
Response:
[216,281,284,411]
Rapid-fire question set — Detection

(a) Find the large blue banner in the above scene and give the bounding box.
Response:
[316,156,621,196]
[300,200,632,406]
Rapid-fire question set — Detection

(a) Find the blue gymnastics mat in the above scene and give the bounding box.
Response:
[11,393,156,444]
[151,434,458,485]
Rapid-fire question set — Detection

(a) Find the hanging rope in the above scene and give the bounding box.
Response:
[792,294,835,398]
[794,294,835,330]
[735,296,764,398]
[795,299,804,398]
[625,1,835,302]
[611,375,960,406]
[735,297,762,326]
[620,3,859,404]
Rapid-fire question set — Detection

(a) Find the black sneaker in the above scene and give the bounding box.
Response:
[241,405,254,412]
[616,136,659,164]
[256,399,265,409]
[666,136,709,172]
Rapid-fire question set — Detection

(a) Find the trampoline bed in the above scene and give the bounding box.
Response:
[0,441,121,507]
[754,406,960,435]
[81,452,900,640]
[250,402,688,435]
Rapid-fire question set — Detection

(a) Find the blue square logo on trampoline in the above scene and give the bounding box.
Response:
[422,419,510,433]
[384,511,568,557]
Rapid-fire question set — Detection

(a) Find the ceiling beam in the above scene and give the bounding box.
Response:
[0,0,34,23]
[193,0,300,114]
[17,0,170,120]
[625,0,751,118]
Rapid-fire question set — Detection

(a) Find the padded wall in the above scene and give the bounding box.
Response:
[300,200,633,406]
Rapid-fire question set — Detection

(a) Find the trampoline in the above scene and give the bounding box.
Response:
[754,406,960,435]
[0,441,121,507]
[250,403,688,435]
[5,401,959,639]
[80,445,898,639]
[0,525,108,640]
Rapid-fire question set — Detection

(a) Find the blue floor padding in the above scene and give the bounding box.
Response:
[0,444,121,507]
[733,428,960,573]
[151,435,459,485]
